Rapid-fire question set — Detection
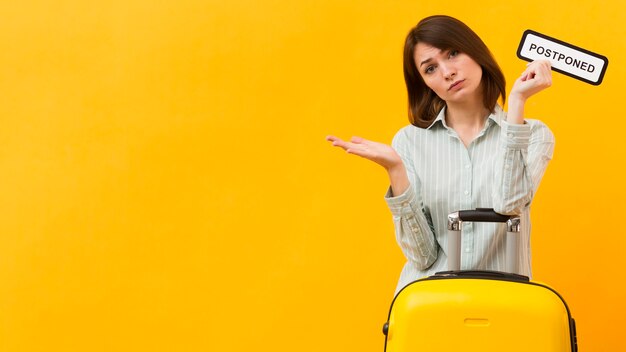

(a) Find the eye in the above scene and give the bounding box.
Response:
[449,49,459,58]
[424,65,436,74]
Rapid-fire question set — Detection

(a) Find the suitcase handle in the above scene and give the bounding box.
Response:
[457,208,513,223]
[430,270,529,282]
[447,208,520,272]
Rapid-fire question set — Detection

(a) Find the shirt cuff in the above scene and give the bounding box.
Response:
[501,120,531,149]
[384,184,417,217]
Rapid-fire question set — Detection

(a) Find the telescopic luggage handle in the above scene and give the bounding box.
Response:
[447,208,521,273]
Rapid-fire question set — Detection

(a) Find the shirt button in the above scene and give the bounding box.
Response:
[507,132,514,138]
[465,248,471,252]
[505,164,510,169]
[464,190,469,195]
[465,164,470,169]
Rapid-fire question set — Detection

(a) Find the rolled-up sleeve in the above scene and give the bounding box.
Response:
[384,129,438,270]
[493,120,555,214]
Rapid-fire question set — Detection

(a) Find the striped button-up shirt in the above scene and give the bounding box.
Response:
[385,106,554,293]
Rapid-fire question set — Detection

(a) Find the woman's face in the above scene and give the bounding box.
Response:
[414,42,483,104]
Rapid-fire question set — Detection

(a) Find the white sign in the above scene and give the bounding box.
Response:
[517,30,608,85]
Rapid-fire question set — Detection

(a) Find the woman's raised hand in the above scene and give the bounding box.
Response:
[510,59,553,102]
[507,59,553,124]
[325,135,403,171]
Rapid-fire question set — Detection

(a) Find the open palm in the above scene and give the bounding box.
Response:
[326,135,402,170]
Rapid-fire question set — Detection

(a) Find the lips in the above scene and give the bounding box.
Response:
[448,79,465,91]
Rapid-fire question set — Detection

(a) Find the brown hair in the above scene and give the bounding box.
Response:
[403,15,506,128]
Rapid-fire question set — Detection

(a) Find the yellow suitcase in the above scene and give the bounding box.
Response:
[382,209,577,352]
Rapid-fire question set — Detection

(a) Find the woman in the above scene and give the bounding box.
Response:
[326,15,555,293]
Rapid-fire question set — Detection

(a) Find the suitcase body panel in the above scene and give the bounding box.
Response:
[383,209,577,351]
[384,274,575,351]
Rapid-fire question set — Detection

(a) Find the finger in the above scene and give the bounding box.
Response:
[530,62,552,85]
[528,59,551,69]
[535,60,552,69]
[529,60,552,79]
[332,140,352,149]
[326,135,348,147]
[538,67,552,86]
[326,136,353,150]
[520,63,536,81]
[531,60,550,73]
[522,61,551,83]
[345,145,370,158]
[516,68,551,95]
[540,62,553,79]
[520,69,533,82]
[350,136,365,144]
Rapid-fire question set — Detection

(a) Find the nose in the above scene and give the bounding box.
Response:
[440,63,456,80]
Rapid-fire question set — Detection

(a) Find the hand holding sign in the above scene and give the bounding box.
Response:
[510,60,553,102]
[506,59,553,124]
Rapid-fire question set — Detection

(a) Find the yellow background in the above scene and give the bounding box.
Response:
[0,0,623,351]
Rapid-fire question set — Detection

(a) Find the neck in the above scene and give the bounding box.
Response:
[444,100,492,148]
[445,100,490,129]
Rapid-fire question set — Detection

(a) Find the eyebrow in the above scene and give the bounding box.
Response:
[418,58,433,68]
[418,49,446,68]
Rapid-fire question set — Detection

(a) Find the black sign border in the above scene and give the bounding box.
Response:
[516,29,609,86]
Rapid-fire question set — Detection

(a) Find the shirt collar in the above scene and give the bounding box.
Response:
[425,105,505,130]
[489,105,505,126]
[425,107,447,130]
